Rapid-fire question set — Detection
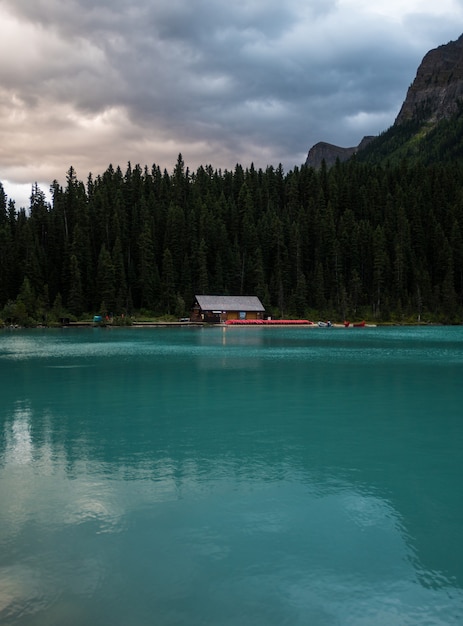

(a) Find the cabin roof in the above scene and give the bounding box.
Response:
[195,295,265,312]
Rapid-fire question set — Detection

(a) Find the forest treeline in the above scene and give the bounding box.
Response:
[1,154,463,325]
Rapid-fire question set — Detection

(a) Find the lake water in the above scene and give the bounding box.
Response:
[1,325,463,625]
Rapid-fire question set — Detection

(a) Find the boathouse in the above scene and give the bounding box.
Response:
[192,295,265,323]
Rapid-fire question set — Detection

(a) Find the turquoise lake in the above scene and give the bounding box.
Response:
[1,326,463,625]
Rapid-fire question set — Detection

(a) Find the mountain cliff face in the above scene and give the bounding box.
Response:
[305,33,463,168]
[395,34,463,125]
[305,137,374,168]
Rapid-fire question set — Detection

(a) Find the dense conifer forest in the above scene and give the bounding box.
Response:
[1,153,463,325]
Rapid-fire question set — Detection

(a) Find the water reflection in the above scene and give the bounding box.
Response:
[1,328,463,625]
[3,402,33,466]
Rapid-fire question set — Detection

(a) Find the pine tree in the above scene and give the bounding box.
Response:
[372,225,388,318]
[161,248,176,315]
[112,237,128,314]
[17,276,36,321]
[68,254,84,316]
[96,244,116,313]
[197,238,209,294]
[138,224,160,311]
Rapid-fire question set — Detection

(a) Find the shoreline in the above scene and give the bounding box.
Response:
[4,320,457,330]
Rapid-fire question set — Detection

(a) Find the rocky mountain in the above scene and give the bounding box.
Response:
[305,136,374,168]
[395,33,463,125]
[305,33,463,168]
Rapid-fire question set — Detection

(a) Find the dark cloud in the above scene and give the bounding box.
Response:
[0,0,462,207]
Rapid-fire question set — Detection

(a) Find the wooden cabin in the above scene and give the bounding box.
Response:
[191,295,265,323]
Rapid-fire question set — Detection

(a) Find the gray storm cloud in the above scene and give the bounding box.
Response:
[0,0,462,206]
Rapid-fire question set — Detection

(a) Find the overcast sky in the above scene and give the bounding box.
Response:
[1,0,462,208]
